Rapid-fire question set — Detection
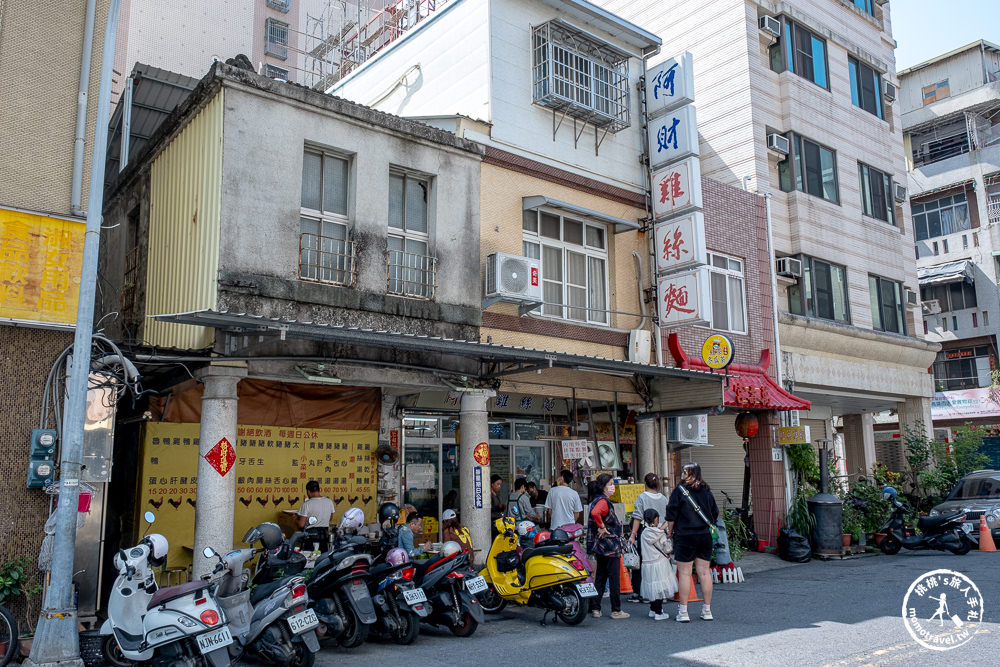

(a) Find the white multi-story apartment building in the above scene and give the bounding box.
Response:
[901,40,1000,431]
[598,0,939,476]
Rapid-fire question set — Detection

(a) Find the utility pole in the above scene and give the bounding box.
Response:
[25,0,122,664]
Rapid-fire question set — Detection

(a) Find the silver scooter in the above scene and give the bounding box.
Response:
[100,512,232,667]
[202,522,320,666]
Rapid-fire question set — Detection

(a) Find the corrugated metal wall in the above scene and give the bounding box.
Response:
[144,91,224,349]
[682,414,746,511]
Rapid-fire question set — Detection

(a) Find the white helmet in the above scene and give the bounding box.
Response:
[516,521,536,537]
[145,533,168,566]
[441,541,462,558]
[339,507,365,533]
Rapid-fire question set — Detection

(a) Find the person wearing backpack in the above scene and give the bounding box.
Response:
[663,463,718,622]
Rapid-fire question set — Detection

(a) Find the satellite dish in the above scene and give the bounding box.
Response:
[376,443,399,464]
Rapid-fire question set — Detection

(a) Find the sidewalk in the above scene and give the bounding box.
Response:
[732,550,795,575]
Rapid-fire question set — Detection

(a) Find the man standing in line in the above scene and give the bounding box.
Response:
[545,469,583,530]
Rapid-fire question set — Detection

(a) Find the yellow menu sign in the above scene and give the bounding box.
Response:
[140,422,377,568]
[0,208,84,324]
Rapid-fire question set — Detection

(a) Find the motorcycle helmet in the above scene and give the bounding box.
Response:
[339,507,365,533]
[144,533,168,567]
[441,541,462,558]
[246,521,284,549]
[516,520,536,537]
[386,547,410,566]
[549,528,569,544]
[532,530,551,546]
[378,502,400,525]
[882,486,898,501]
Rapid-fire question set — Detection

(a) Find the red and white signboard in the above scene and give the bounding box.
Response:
[657,269,710,327]
[204,437,236,477]
[654,212,707,274]
[651,157,702,220]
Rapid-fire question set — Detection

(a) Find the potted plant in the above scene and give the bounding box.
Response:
[0,557,42,656]
[841,503,863,548]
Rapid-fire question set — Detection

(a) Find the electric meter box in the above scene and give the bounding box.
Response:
[27,459,55,489]
[31,429,58,458]
[28,428,57,488]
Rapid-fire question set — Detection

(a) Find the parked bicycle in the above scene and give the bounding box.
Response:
[0,603,16,667]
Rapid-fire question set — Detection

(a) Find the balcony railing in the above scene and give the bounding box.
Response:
[988,199,1000,225]
[386,249,436,300]
[299,233,356,287]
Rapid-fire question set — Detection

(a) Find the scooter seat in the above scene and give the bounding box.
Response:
[250,578,288,605]
[917,512,962,531]
[520,543,572,564]
[146,580,212,610]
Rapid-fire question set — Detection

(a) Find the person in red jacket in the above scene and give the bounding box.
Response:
[586,473,629,620]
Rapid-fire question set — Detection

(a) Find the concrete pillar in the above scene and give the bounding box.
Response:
[377,392,402,510]
[193,363,246,578]
[897,396,933,441]
[842,413,877,478]
[747,412,783,546]
[657,417,671,483]
[460,389,495,566]
[636,417,656,482]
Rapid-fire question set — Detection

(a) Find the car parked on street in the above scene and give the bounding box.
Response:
[929,470,1000,544]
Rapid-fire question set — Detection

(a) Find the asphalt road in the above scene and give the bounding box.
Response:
[314,550,999,666]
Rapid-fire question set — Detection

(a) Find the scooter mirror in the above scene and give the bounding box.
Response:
[308,516,318,526]
[144,511,156,524]
[202,546,218,559]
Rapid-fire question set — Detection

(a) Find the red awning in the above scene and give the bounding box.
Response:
[667,334,810,411]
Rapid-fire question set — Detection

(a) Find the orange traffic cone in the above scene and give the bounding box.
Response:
[672,571,702,603]
[619,558,633,594]
[979,515,997,552]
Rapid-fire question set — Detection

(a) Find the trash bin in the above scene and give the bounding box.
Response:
[808,492,843,557]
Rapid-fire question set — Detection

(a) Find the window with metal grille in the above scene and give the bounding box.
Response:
[300,148,355,286]
[265,18,289,60]
[266,0,290,13]
[388,172,435,299]
[531,19,630,132]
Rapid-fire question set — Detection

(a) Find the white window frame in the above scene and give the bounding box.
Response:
[522,209,610,325]
[299,147,353,285]
[388,171,435,299]
[702,251,747,334]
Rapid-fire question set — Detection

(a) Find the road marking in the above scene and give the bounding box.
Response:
[822,629,991,667]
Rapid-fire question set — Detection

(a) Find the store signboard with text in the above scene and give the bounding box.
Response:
[645,51,695,118]
[656,269,710,326]
[654,212,707,274]
[651,158,702,220]
[931,387,1000,420]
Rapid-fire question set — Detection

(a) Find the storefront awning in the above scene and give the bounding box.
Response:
[152,309,725,385]
[522,196,639,233]
[917,260,973,286]
[667,333,811,411]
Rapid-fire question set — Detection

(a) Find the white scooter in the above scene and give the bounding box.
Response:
[201,521,320,666]
[100,512,232,667]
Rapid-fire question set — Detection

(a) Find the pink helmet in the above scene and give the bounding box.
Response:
[386,547,410,567]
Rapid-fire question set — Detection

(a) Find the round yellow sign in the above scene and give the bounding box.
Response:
[701,334,734,369]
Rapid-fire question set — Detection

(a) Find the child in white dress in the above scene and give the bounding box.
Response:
[640,508,677,621]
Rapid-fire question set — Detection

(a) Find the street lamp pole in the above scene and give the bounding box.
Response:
[25,1,122,664]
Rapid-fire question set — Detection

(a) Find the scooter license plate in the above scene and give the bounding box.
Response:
[403,588,427,605]
[287,609,319,634]
[196,626,233,654]
[466,576,488,595]
[576,582,598,598]
[963,521,974,534]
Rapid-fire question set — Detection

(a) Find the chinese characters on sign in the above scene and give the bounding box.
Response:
[0,208,84,325]
[474,467,483,509]
[777,426,811,446]
[473,441,490,466]
[647,105,699,168]
[561,439,590,460]
[654,213,707,274]
[645,52,695,118]
[204,437,236,476]
[651,158,702,220]
[656,270,709,326]
[700,334,734,370]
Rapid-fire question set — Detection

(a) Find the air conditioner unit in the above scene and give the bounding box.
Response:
[893,183,907,202]
[485,252,542,302]
[669,415,708,443]
[776,257,802,278]
[758,15,781,38]
[883,80,897,102]
[628,329,652,365]
[767,133,790,154]
[923,299,942,315]
[905,289,918,306]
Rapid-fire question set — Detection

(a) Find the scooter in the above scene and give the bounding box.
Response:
[477,516,594,625]
[100,512,232,667]
[557,523,594,581]
[301,534,378,648]
[202,522,320,666]
[413,548,484,637]
[879,499,974,555]
[365,554,429,644]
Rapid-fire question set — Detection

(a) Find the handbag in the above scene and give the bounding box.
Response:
[678,485,720,542]
[623,541,640,570]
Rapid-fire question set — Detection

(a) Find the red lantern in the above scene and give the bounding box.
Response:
[735,411,759,439]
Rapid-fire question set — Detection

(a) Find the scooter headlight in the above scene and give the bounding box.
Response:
[928,508,940,517]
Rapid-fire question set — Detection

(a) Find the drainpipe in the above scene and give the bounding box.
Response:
[764,192,784,388]
[70,0,99,217]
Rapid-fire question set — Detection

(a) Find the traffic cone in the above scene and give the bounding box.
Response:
[979,515,997,552]
[619,558,633,594]
[672,571,702,603]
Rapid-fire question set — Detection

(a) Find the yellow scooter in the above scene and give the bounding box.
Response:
[477,516,595,624]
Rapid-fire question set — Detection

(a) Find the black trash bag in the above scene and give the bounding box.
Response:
[777,526,812,563]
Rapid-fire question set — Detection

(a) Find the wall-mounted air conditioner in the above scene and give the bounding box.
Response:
[893,183,907,202]
[883,80,897,102]
[758,15,781,38]
[767,133,790,154]
[923,299,942,315]
[485,252,542,302]
[905,289,918,306]
[668,415,708,443]
[628,329,652,365]
[776,257,802,278]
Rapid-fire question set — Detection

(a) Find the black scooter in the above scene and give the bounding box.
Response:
[413,549,484,637]
[879,499,974,555]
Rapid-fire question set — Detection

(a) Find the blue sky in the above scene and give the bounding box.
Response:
[892,1,998,70]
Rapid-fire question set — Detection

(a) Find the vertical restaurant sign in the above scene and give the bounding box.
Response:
[647,105,699,169]
[139,422,377,568]
[654,212,707,274]
[652,157,702,220]
[0,207,84,325]
[656,269,710,326]
[474,467,483,509]
[645,51,695,118]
